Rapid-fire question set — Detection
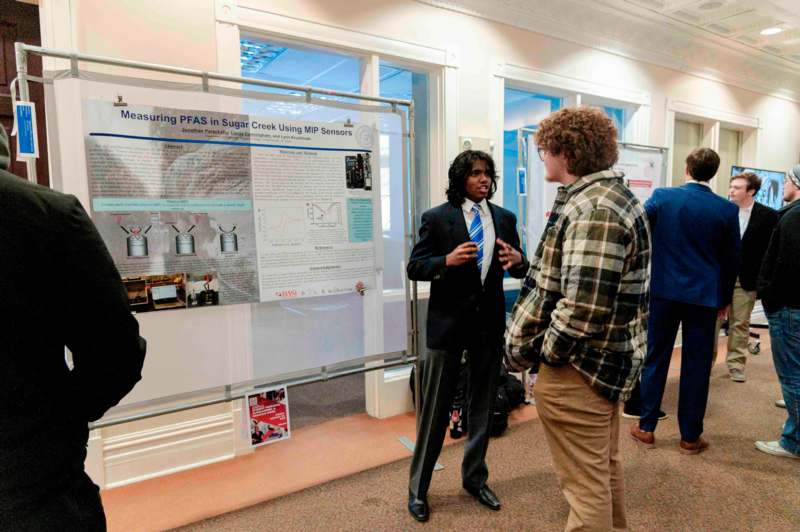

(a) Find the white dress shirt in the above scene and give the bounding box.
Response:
[462,198,495,283]
[738,202,754,238]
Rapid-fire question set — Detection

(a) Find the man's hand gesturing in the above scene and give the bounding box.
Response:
[446,242,479,267]
[497,238,522,270]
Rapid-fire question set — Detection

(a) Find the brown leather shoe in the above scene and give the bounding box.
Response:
[679,437,709,455]
[629,423,655,448]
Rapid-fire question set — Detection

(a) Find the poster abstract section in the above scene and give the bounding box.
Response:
[83,100,377,311]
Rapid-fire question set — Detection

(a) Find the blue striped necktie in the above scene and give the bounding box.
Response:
[469,204,484,272]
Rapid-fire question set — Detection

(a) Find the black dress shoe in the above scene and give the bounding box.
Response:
[408,495,429,522]
[621,409,668,421]
[464,484,501,511]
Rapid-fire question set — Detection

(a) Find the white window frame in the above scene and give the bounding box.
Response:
[214,0,455,418]
[665,99,760,192]
[492,61,652,293]
[492,61,651,210]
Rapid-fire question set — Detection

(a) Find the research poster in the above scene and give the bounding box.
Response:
[614,146,665,204]
[83,100,377,310]
[247,387,290,448]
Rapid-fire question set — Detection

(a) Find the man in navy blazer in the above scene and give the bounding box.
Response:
[630,148,740,454]
[406,150,527,522]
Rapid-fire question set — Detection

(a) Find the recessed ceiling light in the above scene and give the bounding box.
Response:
[760,27,784,36]
[698,1,723,10]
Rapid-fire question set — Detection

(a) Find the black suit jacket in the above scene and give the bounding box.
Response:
[407,201,528,351]
[0,171,146,511]
[739,201,778,291]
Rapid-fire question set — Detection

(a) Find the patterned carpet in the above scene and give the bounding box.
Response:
[179,345,798,531]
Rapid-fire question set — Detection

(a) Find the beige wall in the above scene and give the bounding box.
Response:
[73,0,218,72]
[37,0,800,488]
[46,0,800,175]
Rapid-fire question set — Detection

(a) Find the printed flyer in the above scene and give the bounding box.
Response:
[247,386,290,448]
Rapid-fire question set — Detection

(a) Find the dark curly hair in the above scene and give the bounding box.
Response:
[535,107,619,177]
[445,150,497,206]
[730,171,761,194]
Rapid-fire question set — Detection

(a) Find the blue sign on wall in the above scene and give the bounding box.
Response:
[15,101,39,159]
[517,167,527,196]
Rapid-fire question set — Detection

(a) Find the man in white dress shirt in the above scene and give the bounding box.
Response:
[405,150,528,522]
[714,172,778,381]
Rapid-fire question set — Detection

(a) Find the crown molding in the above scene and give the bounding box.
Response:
[416,0,800,103]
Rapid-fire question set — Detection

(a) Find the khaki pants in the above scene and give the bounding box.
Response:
[534,363,626,532]
[714,281,757,372]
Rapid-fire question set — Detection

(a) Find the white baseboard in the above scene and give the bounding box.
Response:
[374,366,415,419]
[99,412,237,489]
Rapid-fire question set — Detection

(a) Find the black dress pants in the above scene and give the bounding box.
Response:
[408,333,502,498]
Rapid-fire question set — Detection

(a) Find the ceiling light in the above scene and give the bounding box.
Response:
[760,27,783,36]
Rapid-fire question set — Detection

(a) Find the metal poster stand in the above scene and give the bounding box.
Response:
[11,42,421,430]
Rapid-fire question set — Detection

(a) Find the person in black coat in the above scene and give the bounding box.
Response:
[713,171,778,382]
[754,165,800,459]
[406,150,527,522]
[0,124,146,530]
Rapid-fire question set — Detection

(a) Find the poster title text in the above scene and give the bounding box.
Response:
[119,110,353,136]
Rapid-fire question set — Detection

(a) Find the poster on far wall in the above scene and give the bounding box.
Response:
[614,144,667,204]
[247,387,290,448]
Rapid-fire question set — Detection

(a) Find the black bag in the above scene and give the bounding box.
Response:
[409,359,470,439]
[449,362,469,439]
[410,360,524,438]
[500,366,526,409]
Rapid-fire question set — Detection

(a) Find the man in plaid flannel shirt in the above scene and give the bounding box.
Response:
[505,107,650,531]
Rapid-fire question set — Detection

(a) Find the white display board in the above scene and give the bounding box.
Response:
[525,139,558,256]
[525,141,667,255]
[48,75,407,409]
[613,143,668,205]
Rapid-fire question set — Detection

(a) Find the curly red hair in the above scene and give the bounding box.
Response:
[535,107,619,177]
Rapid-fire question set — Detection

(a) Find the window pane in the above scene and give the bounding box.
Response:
[240,38,362,120]
[503,88,561,221]
[603,106,625,140]
[379,62,430,292]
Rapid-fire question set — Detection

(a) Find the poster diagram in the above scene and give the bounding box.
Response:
[307,202,342,227]
[247,387,290,448]
[83,100,378,309]
[257,205,305,241]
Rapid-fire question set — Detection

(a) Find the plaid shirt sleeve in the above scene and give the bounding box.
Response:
[504,273,557,372]
[543,207,627,364]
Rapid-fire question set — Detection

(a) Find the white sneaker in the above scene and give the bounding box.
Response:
[755,440,799,459]
[775,399,786,408]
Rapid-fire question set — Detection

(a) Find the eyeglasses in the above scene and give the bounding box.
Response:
[537,147,546,161]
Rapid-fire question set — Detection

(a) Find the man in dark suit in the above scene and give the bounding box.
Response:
[0,124,146,530]
[630,148,740,454]
[406,150,527,522]
[713,172,778,382]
